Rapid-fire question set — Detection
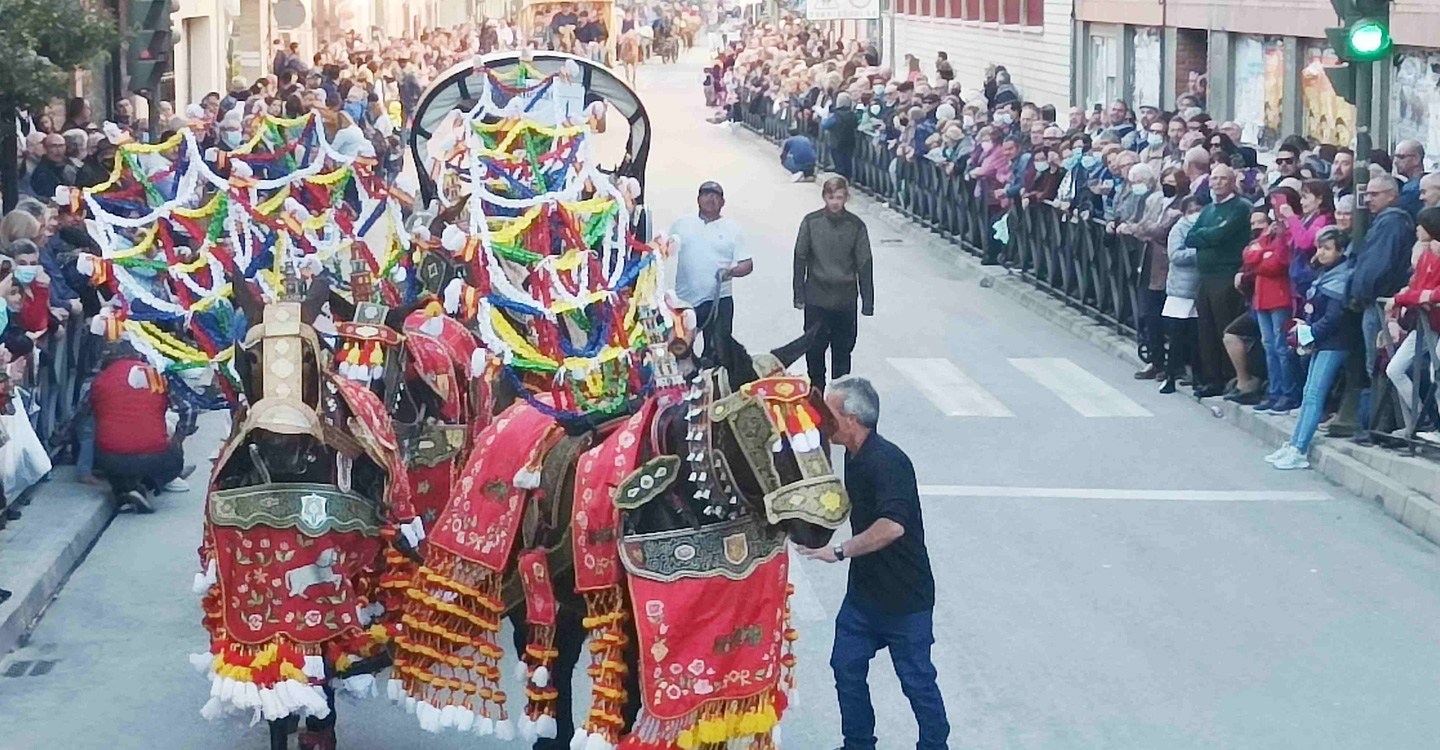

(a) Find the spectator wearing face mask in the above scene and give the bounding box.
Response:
[821,92,859,180]
[1124,167,1190,382]
[1160,196,1207,393]
[5,239,70,339]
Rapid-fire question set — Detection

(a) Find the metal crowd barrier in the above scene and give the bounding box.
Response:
[734,93,1141,336]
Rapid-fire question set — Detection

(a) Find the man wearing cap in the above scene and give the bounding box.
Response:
[669,181,753,359]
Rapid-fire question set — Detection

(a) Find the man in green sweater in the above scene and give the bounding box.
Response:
[1184,164,1253,397]
[793,176,875,390]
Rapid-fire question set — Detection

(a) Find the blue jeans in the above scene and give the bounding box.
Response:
[1360,305,1383,428]
[1292,349,1350,452]
[831,599,949,750]
[784,154,815,176]
[1257,308,1301,402]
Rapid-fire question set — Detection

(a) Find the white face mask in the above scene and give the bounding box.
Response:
[1131,183,1151,196]
[994,113,1013,126]
[1034,161,1050,173]
[1148,132,1164,148]
[962,115,975,128]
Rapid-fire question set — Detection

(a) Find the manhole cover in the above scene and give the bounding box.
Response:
[3,660,32,677]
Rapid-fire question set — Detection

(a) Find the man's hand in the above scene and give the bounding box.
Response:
[717,266,733,281]
[795,543,839,563]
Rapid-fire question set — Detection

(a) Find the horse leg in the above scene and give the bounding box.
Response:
[269,716,298,750]
[298,686,337,750]
[509,603,587,750]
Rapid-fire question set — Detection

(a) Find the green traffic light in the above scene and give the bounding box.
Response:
[1349,20,1387,55]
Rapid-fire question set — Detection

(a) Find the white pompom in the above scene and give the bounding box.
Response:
[242,681,262,711]
[419,314,444,337]
[473,715,495,736]
[518,715,537,743]
[439,703,457,729]
[495,717,515,741]
[455,708,476,733]
[583,732,615,750]
[570,727,589,750]
[386,678,402,702]
[533,665,550,688]
[442,224,466,253]
[210,675,224,699]
[514,660,530,682]
[772,724,783,748]
[405,695,417,714]
[200,696,224,721]
[390,265,408,283]
[259,687,285,720]
[469,348,487,378]
[537,714,558,739]
[188,652,213,673]
[443,277,464,315]
[513,466,541,489]
[191,574,209,595]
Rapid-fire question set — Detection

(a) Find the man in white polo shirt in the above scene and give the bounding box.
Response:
[669,180,753,358]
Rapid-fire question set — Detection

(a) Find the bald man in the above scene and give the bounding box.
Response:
[29,133,70,202]
[1394,140,1426,217]
[1420,172,1440,210]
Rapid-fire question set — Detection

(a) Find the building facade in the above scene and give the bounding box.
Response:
[889,0,1074,111]
[1074,0,1440,162]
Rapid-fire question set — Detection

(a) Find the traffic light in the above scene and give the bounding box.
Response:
[1326,0,1391,64]
[127,0,175,93]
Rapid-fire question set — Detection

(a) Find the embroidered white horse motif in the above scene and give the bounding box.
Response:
[285,548,343,599]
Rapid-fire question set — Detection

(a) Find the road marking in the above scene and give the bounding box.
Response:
[919,485,1330,502]
[787,554,829,622]
[888,357,1014,417]
[1008,357,1153,417]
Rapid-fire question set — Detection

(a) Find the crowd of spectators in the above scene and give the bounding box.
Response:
[707,18,1440,470]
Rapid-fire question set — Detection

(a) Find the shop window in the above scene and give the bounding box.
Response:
[983,0,998,22]
[949,0,963,18]
[965,0,979,19]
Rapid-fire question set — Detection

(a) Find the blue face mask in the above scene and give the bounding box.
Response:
[128,264,159,279]
[1063,153,1081,169]
[12,266,37,285]
[1081,154,1099,170]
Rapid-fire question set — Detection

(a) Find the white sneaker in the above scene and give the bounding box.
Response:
[1264,442,1292,464]
[1272,445,1311,470]
[163,477,191,493]
[790,172,805,183]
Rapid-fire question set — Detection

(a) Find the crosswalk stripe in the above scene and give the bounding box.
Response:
[887,357,1014,417]
[1008,357,1153,417]
[920,485,1330,502]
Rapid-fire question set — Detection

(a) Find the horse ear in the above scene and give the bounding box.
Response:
[769,323,820,369]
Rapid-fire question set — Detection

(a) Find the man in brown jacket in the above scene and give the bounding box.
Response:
[793,176,875,390]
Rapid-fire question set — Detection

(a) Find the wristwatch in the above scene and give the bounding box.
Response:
[832,544,846,561]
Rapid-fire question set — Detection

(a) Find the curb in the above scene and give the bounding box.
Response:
[0,468,115,658]
[727,128,1440,546]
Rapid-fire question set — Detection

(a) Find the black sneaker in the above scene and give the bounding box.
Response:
[1159,379,1177,394]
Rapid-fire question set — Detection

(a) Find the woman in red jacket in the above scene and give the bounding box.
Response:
[1243,193,1301,414]
[1384,207,1440,418]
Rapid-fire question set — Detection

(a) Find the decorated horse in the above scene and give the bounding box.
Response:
[381,52,851,750]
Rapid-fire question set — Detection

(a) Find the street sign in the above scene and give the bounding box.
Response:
[805,0,879,21]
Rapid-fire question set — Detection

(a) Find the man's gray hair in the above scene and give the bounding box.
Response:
[1370,173,1400,194]
[829,376,880,428]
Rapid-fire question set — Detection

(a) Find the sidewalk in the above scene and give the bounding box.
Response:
[0,468,115,658]
[0,413,223,659]
[728,126,1440,548]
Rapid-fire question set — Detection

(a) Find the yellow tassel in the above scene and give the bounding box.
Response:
[676,729,696,749]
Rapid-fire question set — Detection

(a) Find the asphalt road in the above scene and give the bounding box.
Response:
[5,49,1440,750]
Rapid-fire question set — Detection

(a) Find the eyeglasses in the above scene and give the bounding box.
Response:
[1275,156,1295,164]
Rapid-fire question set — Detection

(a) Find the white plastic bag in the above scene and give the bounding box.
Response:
[0,391,51,500]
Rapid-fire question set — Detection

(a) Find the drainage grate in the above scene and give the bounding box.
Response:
[2,659,58,677]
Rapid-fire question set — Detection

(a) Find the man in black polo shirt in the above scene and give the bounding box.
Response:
[798,376,949,750]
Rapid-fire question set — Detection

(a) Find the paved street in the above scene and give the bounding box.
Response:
[5,50,1440,750]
